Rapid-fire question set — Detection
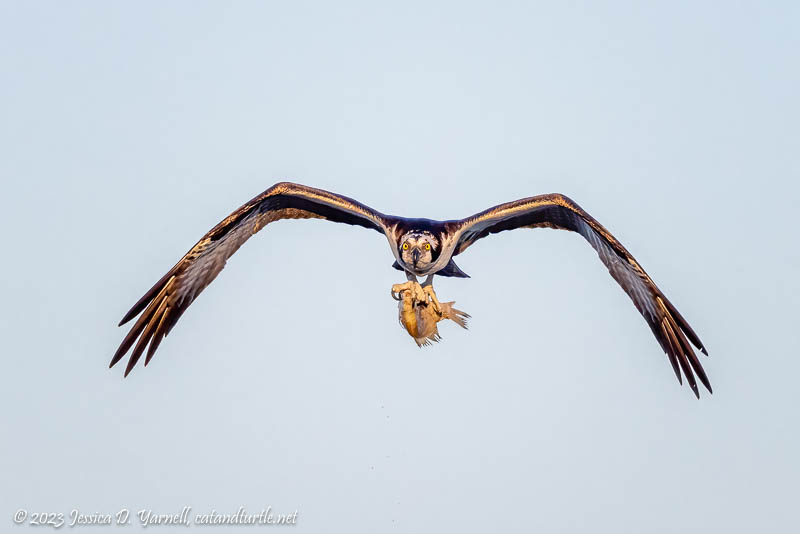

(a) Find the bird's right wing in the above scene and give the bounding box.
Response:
[110,182,393,376]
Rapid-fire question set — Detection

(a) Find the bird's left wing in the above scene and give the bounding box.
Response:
[449,194,711,397]
[110,182,393,376]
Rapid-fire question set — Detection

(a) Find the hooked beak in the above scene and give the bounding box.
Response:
[411,248,421,265]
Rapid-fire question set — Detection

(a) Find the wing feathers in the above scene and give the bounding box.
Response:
[145,306,171,366]
[660,293,708,355]
[110,276,174,369]
[662,318,697,397]
[451,194,711,396]
[118,270,177,326]
[111,182,390,376]
[125,297,168,377]
[660,322,683,385]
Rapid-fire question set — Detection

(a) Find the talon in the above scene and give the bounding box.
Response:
[392,281,423,303]
[391,282,411,297]
[423,285,442,314]
[411,283,427,305]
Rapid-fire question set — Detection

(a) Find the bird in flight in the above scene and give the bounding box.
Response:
[110,182,711,397]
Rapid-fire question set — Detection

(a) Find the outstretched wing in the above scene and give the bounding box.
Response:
[110,182,392,376]
[451,194,711,398]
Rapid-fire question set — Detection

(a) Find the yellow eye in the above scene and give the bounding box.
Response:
[425,243,431,250]
[402,243,409,250]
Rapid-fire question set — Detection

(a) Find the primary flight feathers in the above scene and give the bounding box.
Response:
[111,182,710,397]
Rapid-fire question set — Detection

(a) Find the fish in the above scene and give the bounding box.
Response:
[391,281,470,347]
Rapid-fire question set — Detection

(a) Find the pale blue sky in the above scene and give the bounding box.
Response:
[1,2,798,533]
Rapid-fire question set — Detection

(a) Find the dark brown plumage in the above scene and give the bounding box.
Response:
[450,194,710,397]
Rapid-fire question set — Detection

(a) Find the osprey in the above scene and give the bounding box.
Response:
[110,182,711,397]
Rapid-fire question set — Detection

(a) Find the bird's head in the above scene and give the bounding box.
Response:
[399,232,438,270]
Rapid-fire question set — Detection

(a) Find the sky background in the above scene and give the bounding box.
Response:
[1,1,798,532]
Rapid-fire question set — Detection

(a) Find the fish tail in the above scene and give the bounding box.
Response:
[441,302,470,330]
